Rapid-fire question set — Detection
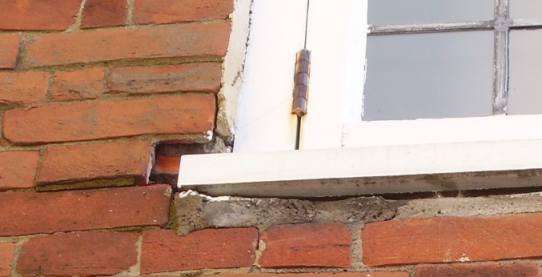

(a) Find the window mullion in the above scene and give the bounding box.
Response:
[493,0,511,114]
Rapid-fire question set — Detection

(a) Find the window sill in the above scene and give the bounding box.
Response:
[178,139,542,198]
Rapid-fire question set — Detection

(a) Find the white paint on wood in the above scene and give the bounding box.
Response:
[179,138,542,197]
[343,114,542,147]
[232,0,307,152]
[301,0,368,149]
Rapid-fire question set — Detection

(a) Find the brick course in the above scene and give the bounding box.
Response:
[0,71,49,106]
[363,214,542,266]
[23,23,230,67]
[0,185,170,236]
[0,0,81,31]
[260,224,352,268]
[81,0,127,28]
[0,151,39,190]
[17,231,139,276]
[141,228,258,273]
[0,243,16,277]
[134,0,233,25]
[3,94,215,144]
[51,67,107,101]
[38,140,153,187]
[108,63,223,95]
[0,34,20,69]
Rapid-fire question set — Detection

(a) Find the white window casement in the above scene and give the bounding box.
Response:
[179,0,542,197]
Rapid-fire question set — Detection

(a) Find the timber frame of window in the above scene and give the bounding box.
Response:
[178,0,542,198]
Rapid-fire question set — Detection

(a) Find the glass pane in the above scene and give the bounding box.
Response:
[509,30,542,115]
[368,0,494,25]
[363,31,494,121]
[510,0,542,19]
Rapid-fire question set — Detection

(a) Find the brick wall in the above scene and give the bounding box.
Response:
[1,1,541,277]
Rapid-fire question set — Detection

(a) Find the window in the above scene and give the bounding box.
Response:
[178,0,542,197]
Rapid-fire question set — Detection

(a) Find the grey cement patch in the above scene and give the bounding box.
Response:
[175,192,402,235]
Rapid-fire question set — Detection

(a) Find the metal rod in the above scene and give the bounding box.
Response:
[304,0,310,48]
[295,116,302,150]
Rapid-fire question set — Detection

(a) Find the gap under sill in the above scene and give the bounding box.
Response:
[177,139,542,198]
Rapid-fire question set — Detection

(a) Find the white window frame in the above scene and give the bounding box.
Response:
[178,0,542,197]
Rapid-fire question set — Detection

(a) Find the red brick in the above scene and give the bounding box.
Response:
[109,63,222,94]
[0,34,20,69]
[51,67,106,101]
[153,155,181,175]
[3,94,215,144]
[0,243,16,277]
[141,228,257,273]
[38,140,153,187]
[217,272,409,277]
[17,231,139,276]
[0,185,170,236]
[82,0,127,28]
[0,0,81,31]
[363,213,542,267]
[416,263,540,277]
[260,224,351,268]
[0,71,49,106]
[135,0,233,25]
[0,151,39,190]
[24,22,230,67]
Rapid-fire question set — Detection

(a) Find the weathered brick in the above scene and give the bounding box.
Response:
[134,0,233,25]
[51,67,106,101]
[3,94,215,144]
[141,228,257,273]
[38,140,153,187]
[0,243,16,277]
[416,263,540,277]
[217,272,409,277]
[17,231,139,276]
[109,63,222,94]
[0,151,39,190]
[0,185,170,236]
[260,224,351,268]
[24,22,230,67]
[0,33,20,69]
[363,213,542,267]
[153,155,181,175]
[0,71,49,106]
[82,0,127,28]
[0,0,81,31]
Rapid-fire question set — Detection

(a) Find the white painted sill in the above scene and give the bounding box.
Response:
[178,139,542,198]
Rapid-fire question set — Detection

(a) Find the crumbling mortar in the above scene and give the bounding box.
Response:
[142,267,253,277]
[31,146,48,191]
[35,176,137,192]
[10,238,29,277]
[111,234,143,277]
[5,133,211,148]
[126,0,136,26]
[20,53,224,71]
[65,0,87,32]
[4,90,216,108]
[349,222,363,271]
